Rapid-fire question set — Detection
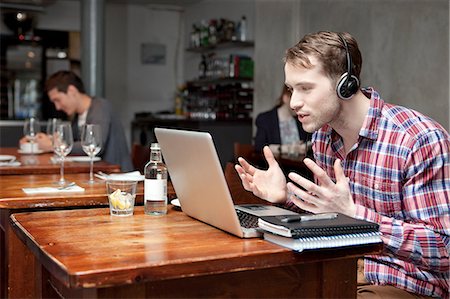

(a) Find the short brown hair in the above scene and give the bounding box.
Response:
[284,31,362,84]
[45,70,86,94]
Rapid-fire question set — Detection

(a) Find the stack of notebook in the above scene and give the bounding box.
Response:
[258,212,382,252]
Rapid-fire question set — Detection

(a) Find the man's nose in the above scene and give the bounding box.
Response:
[290,92,303,111]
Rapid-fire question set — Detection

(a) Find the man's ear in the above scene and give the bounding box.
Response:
[66,85,78,95]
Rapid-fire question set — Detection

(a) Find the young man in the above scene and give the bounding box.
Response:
[22,71,133,172]
[236,31,449,298]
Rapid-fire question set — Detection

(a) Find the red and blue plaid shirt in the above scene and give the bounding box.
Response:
[309,88,449,298]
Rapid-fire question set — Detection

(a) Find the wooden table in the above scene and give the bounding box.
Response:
[0,147,121,175]
[0,172,173,298]
[11,206,381,298]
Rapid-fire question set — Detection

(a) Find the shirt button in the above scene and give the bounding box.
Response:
[374,183,380,189]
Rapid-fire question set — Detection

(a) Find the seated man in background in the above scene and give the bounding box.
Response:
[236,31,449,298]
[254,84,311,154]
[21,70,133,172]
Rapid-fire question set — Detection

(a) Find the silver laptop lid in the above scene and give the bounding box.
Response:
[155,128,245,238]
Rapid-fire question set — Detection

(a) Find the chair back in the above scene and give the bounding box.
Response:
[131,143,150,173]
[233,143,255,160]
[224,162,267,205]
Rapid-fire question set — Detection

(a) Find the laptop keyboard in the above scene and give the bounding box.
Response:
[236,209,259,229]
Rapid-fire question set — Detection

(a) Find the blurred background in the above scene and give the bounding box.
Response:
[0,0,448,164]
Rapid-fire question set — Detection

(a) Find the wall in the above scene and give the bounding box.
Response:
[254,0,449,130]
[254,0,299,128]
[105,3,185,144]
[37,0,80,31]
[104,3,127,135]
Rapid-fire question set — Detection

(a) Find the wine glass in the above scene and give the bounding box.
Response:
[23,117,39,155]
[46,118,61,158]
[46,118,61,141]
[53,124,74,185]
[81,124,102,184]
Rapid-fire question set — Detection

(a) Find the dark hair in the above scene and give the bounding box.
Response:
[45,70,86,94]
[276,84,292,107]
[284,31,362,84]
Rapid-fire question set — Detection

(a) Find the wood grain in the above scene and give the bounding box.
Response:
[0,174,175,298]
[10,206,382,298]
[0,173,144,209]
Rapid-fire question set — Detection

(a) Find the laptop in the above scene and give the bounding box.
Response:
[154,127,298,238]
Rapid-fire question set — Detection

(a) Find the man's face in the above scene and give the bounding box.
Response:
[285,56,341,133]
[48,87,76,116]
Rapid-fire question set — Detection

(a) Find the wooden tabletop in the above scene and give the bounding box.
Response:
[10,206,381,294]
[0,147,121,175]
[0,173,143,209]
[0,173,177,210]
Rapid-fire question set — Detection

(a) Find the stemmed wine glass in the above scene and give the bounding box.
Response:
[23,117,39,155]
[53,124,74,186]
[46,118,61,158]
[46,118,61,141]
[81,124,102,184]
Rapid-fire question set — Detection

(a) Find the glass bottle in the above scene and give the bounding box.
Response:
[239,16,247,41]
[144,143,168,215]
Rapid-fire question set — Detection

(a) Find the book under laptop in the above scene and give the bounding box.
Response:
[154,127,297,238]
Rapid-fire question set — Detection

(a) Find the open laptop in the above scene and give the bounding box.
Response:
[154,127,297,238]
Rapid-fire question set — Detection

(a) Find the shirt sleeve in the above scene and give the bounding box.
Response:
[355,129,450,274]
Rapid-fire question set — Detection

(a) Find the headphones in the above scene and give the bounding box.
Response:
[336,33,360,100]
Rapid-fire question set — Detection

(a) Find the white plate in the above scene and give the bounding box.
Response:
[171,198,181,207]
[17,149,45,155]
[0,155,16,162]
[66,156,101,162]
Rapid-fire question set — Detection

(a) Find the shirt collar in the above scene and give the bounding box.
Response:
[321,87,383,141]
[359,87,382,140]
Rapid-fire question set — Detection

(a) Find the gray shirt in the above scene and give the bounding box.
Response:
[71,97,133,172]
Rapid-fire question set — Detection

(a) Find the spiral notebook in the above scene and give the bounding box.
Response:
[258,213,382,251]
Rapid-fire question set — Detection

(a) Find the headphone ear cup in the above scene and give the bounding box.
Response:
[336,73,360,100]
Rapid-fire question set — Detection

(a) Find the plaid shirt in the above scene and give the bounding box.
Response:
[304,88,449,298]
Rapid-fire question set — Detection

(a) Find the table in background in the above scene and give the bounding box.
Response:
[0,172,176,298]
[0,147,121,175]
[11,206,381,298]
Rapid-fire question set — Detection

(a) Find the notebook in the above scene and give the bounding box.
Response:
[258,213,380,238]
[258,213,382,252]
[154,127,298,238]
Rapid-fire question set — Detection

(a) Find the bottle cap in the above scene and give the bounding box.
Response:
[150,143,160,150]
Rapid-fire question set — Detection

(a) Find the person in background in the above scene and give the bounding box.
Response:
[235,31,449,298]
[254,85,310,153]
[20,70,133,172]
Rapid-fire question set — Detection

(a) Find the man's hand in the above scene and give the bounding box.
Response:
[34,133,53,152]
[235,146,287,203]
[287,158,356,217]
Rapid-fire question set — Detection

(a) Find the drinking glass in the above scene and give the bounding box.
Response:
[23,117,39,155]
[46,118,61,141]
[81,124,102,184]
[53,124,74,185]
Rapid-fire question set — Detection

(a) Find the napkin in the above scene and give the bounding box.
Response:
[0,161,21,167]
[94,171,144,181]
[22,185,85,195]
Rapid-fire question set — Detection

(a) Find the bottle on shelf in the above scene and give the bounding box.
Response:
[144,143,168,215]
[199,54,207,78]
[238,16,247,42]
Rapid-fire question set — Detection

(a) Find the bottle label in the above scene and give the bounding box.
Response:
[144,179,167,201]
